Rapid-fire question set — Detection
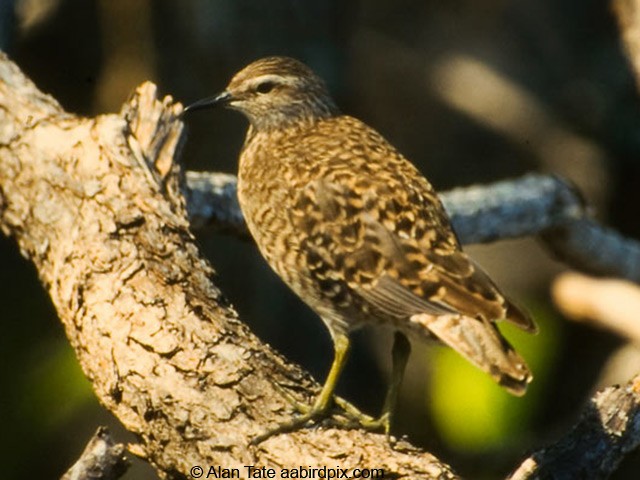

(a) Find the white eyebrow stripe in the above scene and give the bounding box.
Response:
[248,74,297,87]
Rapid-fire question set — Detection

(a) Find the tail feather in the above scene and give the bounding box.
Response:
[504,300,538,334]
[411,312,532,395]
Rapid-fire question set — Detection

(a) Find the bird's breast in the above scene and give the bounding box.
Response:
[236,131,311,291]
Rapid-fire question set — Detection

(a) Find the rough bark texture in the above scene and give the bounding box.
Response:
[509,374,640,480]
[61,427,129,480]
[0,52,457,479]
[2,47,640,479]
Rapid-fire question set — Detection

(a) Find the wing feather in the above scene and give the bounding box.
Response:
[286,116,535,394]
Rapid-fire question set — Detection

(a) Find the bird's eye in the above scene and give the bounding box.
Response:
[256,81,276,94]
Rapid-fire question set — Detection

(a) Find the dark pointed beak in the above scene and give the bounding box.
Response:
[182,91,233,115]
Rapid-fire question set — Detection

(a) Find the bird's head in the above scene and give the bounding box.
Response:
[184,56,339,131]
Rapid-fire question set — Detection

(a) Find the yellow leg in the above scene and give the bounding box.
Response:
[357,331,411,437]
[251,333,350,444]
[311,333,350,411]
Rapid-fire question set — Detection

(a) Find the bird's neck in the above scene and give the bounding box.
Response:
[246,115,317,136]
[242,121,305,152]
[246,98,339,133]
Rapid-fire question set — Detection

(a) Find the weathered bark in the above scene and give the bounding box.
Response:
[0,52,457,479]
[509,374,640,480]
[61,427,129,480]
[3,46,640,479]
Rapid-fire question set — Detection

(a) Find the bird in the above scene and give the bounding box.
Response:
[184,56,537,441]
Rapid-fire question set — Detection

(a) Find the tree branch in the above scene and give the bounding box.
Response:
[553,273,640,344]
[613,0,640,92]
[509,374,640,479]
[0,52,457,479]
[61,427,129,480]
[2,45,639,479]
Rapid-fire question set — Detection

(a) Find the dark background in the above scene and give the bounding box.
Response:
[1,1,639,478]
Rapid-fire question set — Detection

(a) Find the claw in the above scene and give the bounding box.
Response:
[251,332,410,445]
[272,382,314,415]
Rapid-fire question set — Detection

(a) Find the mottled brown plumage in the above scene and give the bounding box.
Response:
[185,56,536,439]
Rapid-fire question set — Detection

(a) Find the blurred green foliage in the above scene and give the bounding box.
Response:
[429,301,562,452]
[17,340,94,433]
[2,0,639,478]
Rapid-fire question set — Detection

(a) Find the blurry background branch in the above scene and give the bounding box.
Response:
[185,171,640,282]
[553,273,640,344]
[0,51,460,480]
[4,0,640,478]
[613,0,640,91]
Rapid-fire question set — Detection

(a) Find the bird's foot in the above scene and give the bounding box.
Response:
[332,397,377,425]
[251,385,384,444]
[294,393,392,436]
[357,412,391,437]
[250,396,397,445]
[250,388,333,445]
[336,405,390,433]
[250,409,324,445]
[272,381,316,415]
[334,407,399,445]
